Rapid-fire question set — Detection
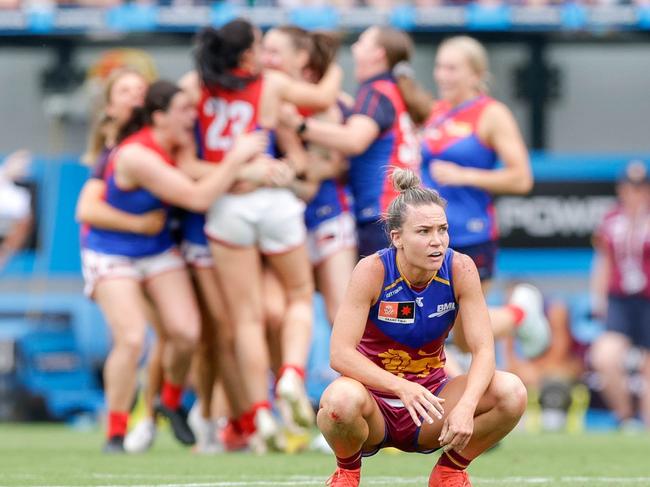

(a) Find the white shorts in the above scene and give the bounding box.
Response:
[180,240,214,269]
[81,247,185,298]
[205,188,306,255]
[307,212,357,265]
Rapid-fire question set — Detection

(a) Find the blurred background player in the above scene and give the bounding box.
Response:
[318,169,526,487]
[262,25,357,330]
[184,18,343,450]
[280,25,420,258]
[500,283,585,432]
[590,160,650,430]
[0,150,34,271]
[393,35,551,362]
[79,80,266,451]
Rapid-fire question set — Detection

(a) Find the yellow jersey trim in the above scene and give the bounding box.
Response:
[384,277,404,292]
[432,275,450,286]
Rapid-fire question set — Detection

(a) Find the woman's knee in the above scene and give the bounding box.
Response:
[285,277,314,303]
[113,329,146,359]
[166,316,200,350]
[319,378,369,424]
[489,371,528,419]
[591,334,627,372]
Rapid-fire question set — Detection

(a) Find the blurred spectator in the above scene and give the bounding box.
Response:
[590,160,650,430]
[0,150,33,271]
[502,291,583,390]
[504,290,587,430]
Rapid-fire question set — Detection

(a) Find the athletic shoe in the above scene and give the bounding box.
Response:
[325,467,360,487]
[188,404,222,454]
[102,435,125,454]
[276,368,315,428]
[620,418,645,434]
[310,432,333,454]
[509,283,551,359]
[219,419,250,452]
[428,465,472,487]
[154,401,196,446]
[253,407,286,453]
[124,417,156,453]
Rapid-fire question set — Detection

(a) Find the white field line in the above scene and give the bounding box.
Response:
[5,476,650,486]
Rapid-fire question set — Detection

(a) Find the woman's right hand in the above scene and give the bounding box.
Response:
[230,131,269,164]
[133,209,166,236]
[394,379,445,427]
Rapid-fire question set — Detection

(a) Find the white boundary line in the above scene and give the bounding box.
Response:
[5,476,650,487]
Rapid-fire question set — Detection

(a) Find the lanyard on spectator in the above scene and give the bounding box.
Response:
[614,210,649,294]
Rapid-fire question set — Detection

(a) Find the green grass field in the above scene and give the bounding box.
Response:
[0,424,648,487]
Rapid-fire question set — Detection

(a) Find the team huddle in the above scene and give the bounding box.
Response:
[77,19,551,487]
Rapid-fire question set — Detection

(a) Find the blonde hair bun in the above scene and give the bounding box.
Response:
[392,168,421,193]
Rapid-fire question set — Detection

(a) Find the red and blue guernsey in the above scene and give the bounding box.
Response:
[358,247,457,399]
[82,127,173,257]
[421,95,498,247]
[196,74,263,164]
[349,73,420,224]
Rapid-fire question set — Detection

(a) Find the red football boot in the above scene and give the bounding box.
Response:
[428,464,472,487]
[325,467,361,487]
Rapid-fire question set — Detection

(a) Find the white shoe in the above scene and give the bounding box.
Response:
[276,369,315,428]
[253,407,286,453]
[188,403,221,454]
[124,417,156,453]
[509,283,551,359]
[310,432,333,454]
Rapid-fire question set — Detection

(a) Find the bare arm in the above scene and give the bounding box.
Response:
[119,132,266,213]
[297,114,380,156]
[276,64,343,111]
[453,252,496,410]
[260,66,343,129]
[438,252,495,453]
[75,179,165,235]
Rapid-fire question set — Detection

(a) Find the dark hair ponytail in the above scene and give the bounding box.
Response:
[195,19,258,92]
[117,80,180,144]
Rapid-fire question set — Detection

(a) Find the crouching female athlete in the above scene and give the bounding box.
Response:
[318,168,526,487]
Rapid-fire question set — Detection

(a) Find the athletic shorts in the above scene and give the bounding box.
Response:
[363,380,448,457]
[307,212,357,265]
[357,219,390,259]
[180,240,214,269]
[81,247,185,298]
[205,188,306,255]
[606,294,650,350]
[454,240,497,282]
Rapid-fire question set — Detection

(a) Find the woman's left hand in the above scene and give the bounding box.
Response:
[438,402,475,453]
[430,160,469,187]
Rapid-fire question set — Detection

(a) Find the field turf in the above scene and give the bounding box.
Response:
[0,424,648,486]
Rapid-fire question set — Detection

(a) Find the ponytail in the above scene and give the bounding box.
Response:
[195,19,258,92]
[395,73,435,126]
[384,168,446,235]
